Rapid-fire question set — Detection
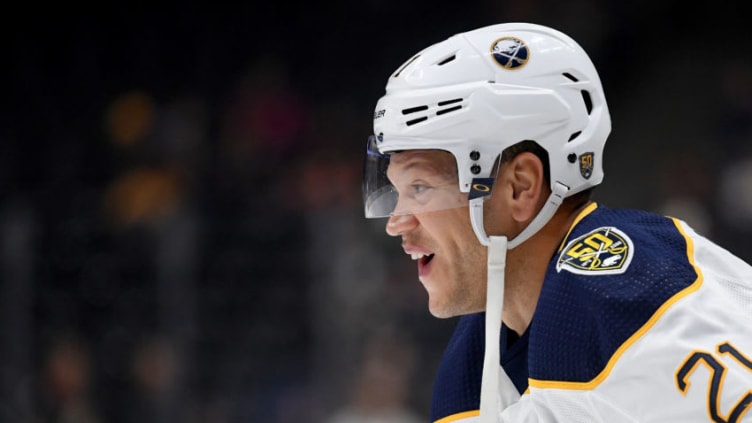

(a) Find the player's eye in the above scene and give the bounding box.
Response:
[410,183,434,196]
[408,183,436,205]
[412,184,430,194]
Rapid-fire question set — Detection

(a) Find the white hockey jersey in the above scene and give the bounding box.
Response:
[430,203,752,423]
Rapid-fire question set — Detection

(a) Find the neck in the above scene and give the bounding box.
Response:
[501,200,593,334]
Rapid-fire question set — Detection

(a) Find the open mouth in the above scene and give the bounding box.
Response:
[413,253,435,277]
[410,253,435,264]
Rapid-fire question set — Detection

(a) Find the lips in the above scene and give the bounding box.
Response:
[418,253,435,277]
[404,245,435,277]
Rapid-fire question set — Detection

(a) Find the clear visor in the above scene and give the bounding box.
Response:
[363,135,473,218]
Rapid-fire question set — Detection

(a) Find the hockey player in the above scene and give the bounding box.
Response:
[362,23,752,422]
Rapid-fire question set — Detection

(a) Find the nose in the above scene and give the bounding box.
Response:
[386,213,418,237]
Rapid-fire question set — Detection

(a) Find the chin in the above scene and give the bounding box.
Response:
[425,278,484,318]
[428,308,456,319]
[427,298,462,319]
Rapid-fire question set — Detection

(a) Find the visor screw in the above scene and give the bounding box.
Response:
[568,153,577,163]
[469,150,480,161]
[471,164,481,175]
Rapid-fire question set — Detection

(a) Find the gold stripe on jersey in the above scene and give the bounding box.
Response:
[529,217,703,391]
[433,409,480,423]
[557,201,599,253]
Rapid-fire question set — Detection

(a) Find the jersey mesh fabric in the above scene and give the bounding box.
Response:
[529,206,698,383]
[717,275,752,315]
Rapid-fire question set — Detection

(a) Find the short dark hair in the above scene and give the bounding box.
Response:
[498,140,593,207]
[500,140,550,185]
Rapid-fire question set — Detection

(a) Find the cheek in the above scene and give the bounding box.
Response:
[439,241,487,315]
[436,212,487,280]
[482,189,515,237]
[424,209,472,250]
[454,240,486,282]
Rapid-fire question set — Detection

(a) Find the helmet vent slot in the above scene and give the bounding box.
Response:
[393,54,421,78]
[437,54,457,66]
[406,116,428,126]
[438,98,462,106]
[568,131,582,142]
[437,105,462,116]
[581,90,593,114]
[562,72,579,82]
[402,105,429,115]
[437,98,463,116]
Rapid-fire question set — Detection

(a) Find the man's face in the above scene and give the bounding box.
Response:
[385,150,487,318]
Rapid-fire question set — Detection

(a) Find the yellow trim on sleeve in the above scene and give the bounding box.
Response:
[433,409,480,423]
[530,217,704,391]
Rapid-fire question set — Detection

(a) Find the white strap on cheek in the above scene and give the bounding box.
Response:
[470,182,569,421]
[469,181,568,249]
[479,235,509,423]
[470,197,491,246]
[507,181,568,249]
[471,196,511,420]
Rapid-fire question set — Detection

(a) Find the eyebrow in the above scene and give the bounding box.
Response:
[388,153,458,183]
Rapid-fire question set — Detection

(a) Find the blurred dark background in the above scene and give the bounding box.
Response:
[1,2,750,422]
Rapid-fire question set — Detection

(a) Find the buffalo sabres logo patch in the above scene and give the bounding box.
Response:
[557,226,634,275]
[490,37,529,70]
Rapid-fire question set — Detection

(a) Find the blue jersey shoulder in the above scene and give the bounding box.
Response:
[529,204,698,383]
[430,314,484,422]
[430,313,529,422]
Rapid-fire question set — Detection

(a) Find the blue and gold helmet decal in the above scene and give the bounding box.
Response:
[469,178,495,200]
[490,36,529,70]
[557,226,634,275]
[579,152,594,179]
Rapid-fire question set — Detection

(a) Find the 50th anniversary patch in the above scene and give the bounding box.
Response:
[557,226,634,275]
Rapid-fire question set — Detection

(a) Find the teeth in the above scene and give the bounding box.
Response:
[411,253,428,260]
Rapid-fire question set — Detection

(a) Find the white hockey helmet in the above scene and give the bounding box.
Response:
[363,22,611,223]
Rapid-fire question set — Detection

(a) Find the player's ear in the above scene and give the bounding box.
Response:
[507,152,546,223]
